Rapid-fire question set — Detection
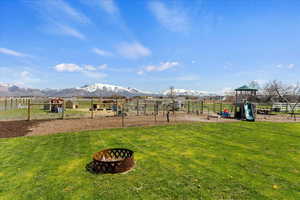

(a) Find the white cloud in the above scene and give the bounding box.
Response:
[30,0,89,40]
[98,64,108,70]
[287,64,295,69]
[53,63,108,79]
[54,63,82,72]
[35,0,90,24]
[253,79,267,85]
[56,24,86,40]
[20,71,30,78]
[54,63,108,72]
[0,48,28,57]
[148,1,189,32]
[116,42,151,59]
[276,63,296,69]
[54,0,90,24]
[146,62,179,72]
[84,65,97,71]
[92,48,113,56]
[99,0,119,15]
[19,71,41,84]
[0,67,41,87]
[138,61,179,74]
[137,70,144,75]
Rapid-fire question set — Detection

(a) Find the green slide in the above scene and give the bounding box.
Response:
[244,103,255,121]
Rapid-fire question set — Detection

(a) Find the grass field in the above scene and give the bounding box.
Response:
[0,108,90,121]
[1,122,300,199]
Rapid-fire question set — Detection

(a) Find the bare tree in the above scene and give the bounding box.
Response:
[264,80,300,119]
[248,80,261,90]
[223,89,235,103]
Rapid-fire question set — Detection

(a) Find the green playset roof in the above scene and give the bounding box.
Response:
[235,85,258,91]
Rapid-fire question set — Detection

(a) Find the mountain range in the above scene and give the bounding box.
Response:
[0,83,218,97]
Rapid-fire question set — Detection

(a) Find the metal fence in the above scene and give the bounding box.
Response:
[0,97,235,121]
[1,97,298,122]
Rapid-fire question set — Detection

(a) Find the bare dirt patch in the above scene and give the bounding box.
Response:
[1,113,298,139]
[26,114,237,137]
[0,120,38,138]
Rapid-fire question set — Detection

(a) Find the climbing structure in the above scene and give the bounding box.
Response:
[234,85,257,121]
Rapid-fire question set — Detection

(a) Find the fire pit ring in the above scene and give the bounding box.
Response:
[86,148,134,174]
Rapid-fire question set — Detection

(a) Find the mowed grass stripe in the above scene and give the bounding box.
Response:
[0,122,300,199]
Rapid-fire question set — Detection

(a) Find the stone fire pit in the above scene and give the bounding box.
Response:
[86,148,134,174]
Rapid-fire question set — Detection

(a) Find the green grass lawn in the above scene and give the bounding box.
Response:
[0,108,90,121]
[1,122,300,200]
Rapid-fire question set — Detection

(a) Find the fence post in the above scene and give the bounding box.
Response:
[121,103,125,128]
[4,97,7,111]
[27,99,31,121]
[62,100,65,119]
[10,98,13,110]
[220,101,223,113]
[154,101,158,123]
[136,99,139,116]
[116,98,118,116]
[207,101,210,120]
[201,101,203,114]
[166,110,170,123]
[144,100,147,115]
[91,97,94,119]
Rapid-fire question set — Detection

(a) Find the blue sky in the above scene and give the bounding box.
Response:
[0,0,300,92]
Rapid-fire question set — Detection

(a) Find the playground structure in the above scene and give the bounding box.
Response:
[89,99,127,116]
[48,98,64,113]
[234,85,257,121]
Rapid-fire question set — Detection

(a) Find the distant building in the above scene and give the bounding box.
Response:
[65,100,79,109]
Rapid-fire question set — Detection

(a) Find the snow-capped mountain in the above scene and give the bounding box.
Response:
[79,83,142,94]
[163,88,217,96]
[72,83,151,97]
[0,83,217,97]
[0,83,153,97]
